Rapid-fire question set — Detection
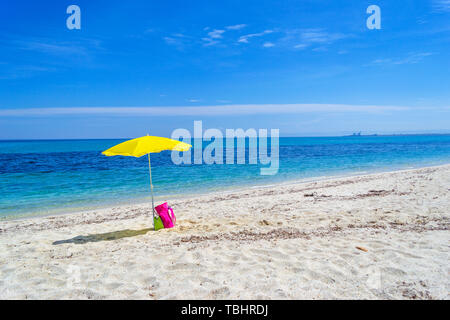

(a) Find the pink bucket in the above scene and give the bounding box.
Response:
[155,202,176,229]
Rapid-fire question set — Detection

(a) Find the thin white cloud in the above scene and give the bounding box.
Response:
[164,26,349,51]
[238,30,274,43]
[433,0,450,12]
[163,37,178,45]
[172,33,187,38]
[0,65,56,80]
[201,29,226,46]
[290,29,349,49]
[201,38,219,47]
[207,29,225,39]
[163,34,191,49]
[293,43,308,49]
[394,52,434,64]
[368,52,433,66]
[0,104,414,117]
[1,37,103,76]
[226,24,247,30]
[15,40,89,56]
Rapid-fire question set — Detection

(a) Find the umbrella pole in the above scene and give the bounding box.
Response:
[148,153,155,230]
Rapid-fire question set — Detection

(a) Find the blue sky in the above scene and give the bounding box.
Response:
[0,0,449,139]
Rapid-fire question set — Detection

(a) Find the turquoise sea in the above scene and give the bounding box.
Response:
[1,135,449,219]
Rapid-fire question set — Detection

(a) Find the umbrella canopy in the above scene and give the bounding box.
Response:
[102,135,191,157]
[102,135,192,230]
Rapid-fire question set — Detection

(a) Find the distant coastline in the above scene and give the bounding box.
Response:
[343,132,450,137]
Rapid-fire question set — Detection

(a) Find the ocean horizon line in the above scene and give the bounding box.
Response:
[1,132,450,142]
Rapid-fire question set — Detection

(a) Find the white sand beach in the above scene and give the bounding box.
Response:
[0,165,449,300]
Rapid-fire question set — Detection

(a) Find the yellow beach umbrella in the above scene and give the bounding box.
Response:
[102,135,192,229]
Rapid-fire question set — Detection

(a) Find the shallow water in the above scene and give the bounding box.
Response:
[1,135,449,219]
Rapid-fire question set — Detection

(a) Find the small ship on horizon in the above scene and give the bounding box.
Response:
[345,132,379,137]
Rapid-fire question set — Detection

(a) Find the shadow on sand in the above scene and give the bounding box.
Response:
[52,228,153,245]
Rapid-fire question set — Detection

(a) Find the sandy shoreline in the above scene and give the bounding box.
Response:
[1,165,449,299]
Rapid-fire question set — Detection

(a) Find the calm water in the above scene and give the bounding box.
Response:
[1,135,449,219]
